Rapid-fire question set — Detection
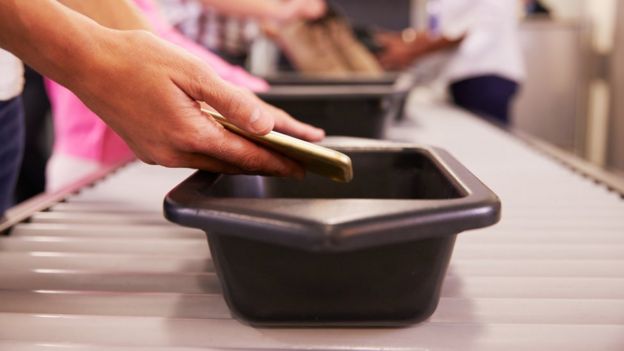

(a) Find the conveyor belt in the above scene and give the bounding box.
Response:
[0,99,623,350]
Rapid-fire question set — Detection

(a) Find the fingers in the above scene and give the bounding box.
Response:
[138,151,244,175]
[175,66,275,136]
[378,55,398,70]
[190,115,305,178]
[125,95,305,178]
[168,152,247,174]
[375,34,390,46]
[376,45,409,70]
[375,32,398,46]
[137,122,305,178]
[167,62,308,177]
[175,58,324,143]
[138,145,302,178]
[210,84,275,136]
[299,0,326,20]
[264,102,325,142]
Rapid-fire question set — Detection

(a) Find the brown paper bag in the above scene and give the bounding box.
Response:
[270,12,383,77]
[323,17,383,75]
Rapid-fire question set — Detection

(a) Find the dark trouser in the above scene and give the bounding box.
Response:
[0,97,25,217]
[15,66,51,203]
[449,75,520,125]
[214,50,249,68]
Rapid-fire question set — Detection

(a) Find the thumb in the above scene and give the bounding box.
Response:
[179,67,275,135]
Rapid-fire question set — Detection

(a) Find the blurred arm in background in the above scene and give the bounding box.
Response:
[198,0,326,22]
[376,0,524,125]
[376,29,463,71]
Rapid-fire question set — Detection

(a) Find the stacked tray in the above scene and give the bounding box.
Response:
[259,74,410,138]
[262,72,400,86]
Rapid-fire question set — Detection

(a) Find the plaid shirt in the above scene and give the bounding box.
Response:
[158,0,258,62]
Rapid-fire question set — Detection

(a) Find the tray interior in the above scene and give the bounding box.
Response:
[202,151,463,200]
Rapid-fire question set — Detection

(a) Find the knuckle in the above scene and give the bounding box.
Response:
[154,152,182,168]
[213,136,229,157]
[199,126,229,156]
[176,129,204,153]
[133,149,156,165]
[167,118,211,153]
[194,71,212,92]
[239,152,263,172]
[185,136,204,154]
[137,155,156,165]
[186,64,216,100]
[220,87,252,119]
[193,64,224,92]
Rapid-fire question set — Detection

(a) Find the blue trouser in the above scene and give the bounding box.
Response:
[0,97,25,217]
[449,75,520,125]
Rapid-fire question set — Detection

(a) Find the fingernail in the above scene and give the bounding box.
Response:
[249,108,273,134]
[316,128,326,139]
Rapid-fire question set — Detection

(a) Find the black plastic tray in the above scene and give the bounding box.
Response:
[258,85,409,139]
[164,145,500,327]
[263,72,400,86]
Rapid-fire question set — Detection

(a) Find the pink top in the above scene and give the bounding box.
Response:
[47,0,269,164]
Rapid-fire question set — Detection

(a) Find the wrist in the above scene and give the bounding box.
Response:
[64,28,159,99]
[276,2,298,22]
[54,23,114,90]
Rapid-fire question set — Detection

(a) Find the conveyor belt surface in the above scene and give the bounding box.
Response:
[0,100,622,350]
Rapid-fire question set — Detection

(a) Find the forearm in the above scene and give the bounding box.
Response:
[407,33,464,59]
[0,0,110,89]
[423,35,463,53]
[199,0,288,20]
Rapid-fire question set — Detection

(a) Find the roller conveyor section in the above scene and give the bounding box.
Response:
[0,98,623,351]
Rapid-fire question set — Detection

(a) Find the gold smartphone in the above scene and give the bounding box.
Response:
[201,108,353,182]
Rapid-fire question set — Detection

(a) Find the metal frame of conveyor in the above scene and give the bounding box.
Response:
[1,131,622,235]
[515,130,624,197]
[0,159,133,234]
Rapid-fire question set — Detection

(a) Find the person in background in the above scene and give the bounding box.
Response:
[46,0,319,190]
[0,47,24,216]
[0,0,323,219]
[524,0,551,17]
[158,0,326,66]
[377,0,525,125]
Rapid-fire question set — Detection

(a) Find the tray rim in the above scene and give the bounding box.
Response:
[163,145,500,252]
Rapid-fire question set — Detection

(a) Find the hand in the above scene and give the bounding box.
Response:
[68,29,313,177]
[280,0,326,22]
[294,0,326,20]
[376,32,415,70]
[376,31,429,70]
